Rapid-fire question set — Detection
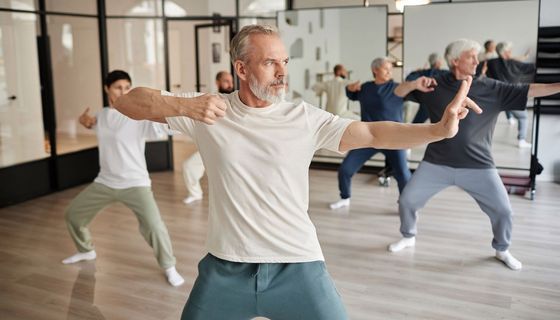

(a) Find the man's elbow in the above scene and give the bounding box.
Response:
[114,95,136,119]
[115,88,149,120]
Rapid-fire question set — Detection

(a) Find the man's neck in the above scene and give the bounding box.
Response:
[238,85,271,108]
[452,71,472,81]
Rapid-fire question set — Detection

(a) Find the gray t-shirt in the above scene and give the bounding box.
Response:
[406,72,529,168]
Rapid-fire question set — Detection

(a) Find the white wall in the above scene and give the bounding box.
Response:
[540,0,560,27]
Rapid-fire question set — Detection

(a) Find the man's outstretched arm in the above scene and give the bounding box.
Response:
[394,76,437,97]
[339,76,481,152]
[528,83,560,98]
[114,87,227,124]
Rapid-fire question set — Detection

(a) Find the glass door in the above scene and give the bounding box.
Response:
[0,11,48,168]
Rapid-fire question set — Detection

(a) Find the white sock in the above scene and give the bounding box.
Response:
[62,250,97,264]
[183,195,202,204]
[388,237,416,252]
[329,198,350,210]
[495,250,522,270]
[165,266,185,287]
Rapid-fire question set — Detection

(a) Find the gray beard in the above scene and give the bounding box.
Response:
[249,76,286,104]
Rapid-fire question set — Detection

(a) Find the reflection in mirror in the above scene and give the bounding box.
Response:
[46,0,96,15]
[0,11,48,168]
[107,19,165,89]
[106,0,163,17]
[49,15,103,155]
[0,0,35,10]
[168,21,231,94]
[404,0,539,170]
[278,6,387,164]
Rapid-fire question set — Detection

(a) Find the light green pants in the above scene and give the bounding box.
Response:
[65,182,176,269]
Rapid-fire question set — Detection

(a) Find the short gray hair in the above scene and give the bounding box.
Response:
[496,41,513,56]
[444,39,482,68]
[371,57,390,70]
[230,24,279,63]
[428,53,440,68]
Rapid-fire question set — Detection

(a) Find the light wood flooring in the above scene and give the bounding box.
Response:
[1,143,559,320]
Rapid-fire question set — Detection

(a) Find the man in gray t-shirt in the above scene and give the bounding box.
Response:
[390,39,560,271]
[409,72,529,168]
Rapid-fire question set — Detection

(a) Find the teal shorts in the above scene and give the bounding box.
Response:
[181,254,348,320]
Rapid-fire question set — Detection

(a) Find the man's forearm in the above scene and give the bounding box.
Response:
[394,81,416,97]
[114,87,183,122]
[528,83,560,98]
[339,121,443,152]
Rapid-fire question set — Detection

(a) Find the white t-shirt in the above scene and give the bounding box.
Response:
[312,77,351,116]
[94,107,168,189]
[478,51,498,62]
[165,91,354,263]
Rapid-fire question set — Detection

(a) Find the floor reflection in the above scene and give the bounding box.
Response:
[67,262,105,320]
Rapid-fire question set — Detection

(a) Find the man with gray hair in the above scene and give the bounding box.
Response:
[389,39,560,271]
[486,41,535,148]
[329,57,436,210]
[405,52,447,124]
[114,26,480,319]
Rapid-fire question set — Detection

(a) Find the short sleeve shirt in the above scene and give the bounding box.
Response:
[165,91,354,263]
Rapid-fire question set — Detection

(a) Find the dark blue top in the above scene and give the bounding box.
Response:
[346,80,403,123]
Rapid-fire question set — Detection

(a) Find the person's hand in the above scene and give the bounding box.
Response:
[415,76,437,93]
[435,76,483,139]
[79,107,96,129]
[182,94,227,125]
[346,81,361,92]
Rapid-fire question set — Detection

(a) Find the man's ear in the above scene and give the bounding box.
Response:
[451,59,459,69]
[234,60,247,81]
[104,85,109,94]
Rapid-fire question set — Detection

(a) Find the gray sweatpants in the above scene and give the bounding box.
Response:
[398,161,513,251]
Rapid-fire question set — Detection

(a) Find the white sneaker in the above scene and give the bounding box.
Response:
[183,195,202,204]
[517,140,531,148]
[329,198,350,210]
[508,118,516,125]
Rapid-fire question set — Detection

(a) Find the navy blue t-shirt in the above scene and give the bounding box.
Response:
[406,72,529,168]
[346,80,403,122]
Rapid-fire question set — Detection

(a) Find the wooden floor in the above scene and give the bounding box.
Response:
[1,153,559,319]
